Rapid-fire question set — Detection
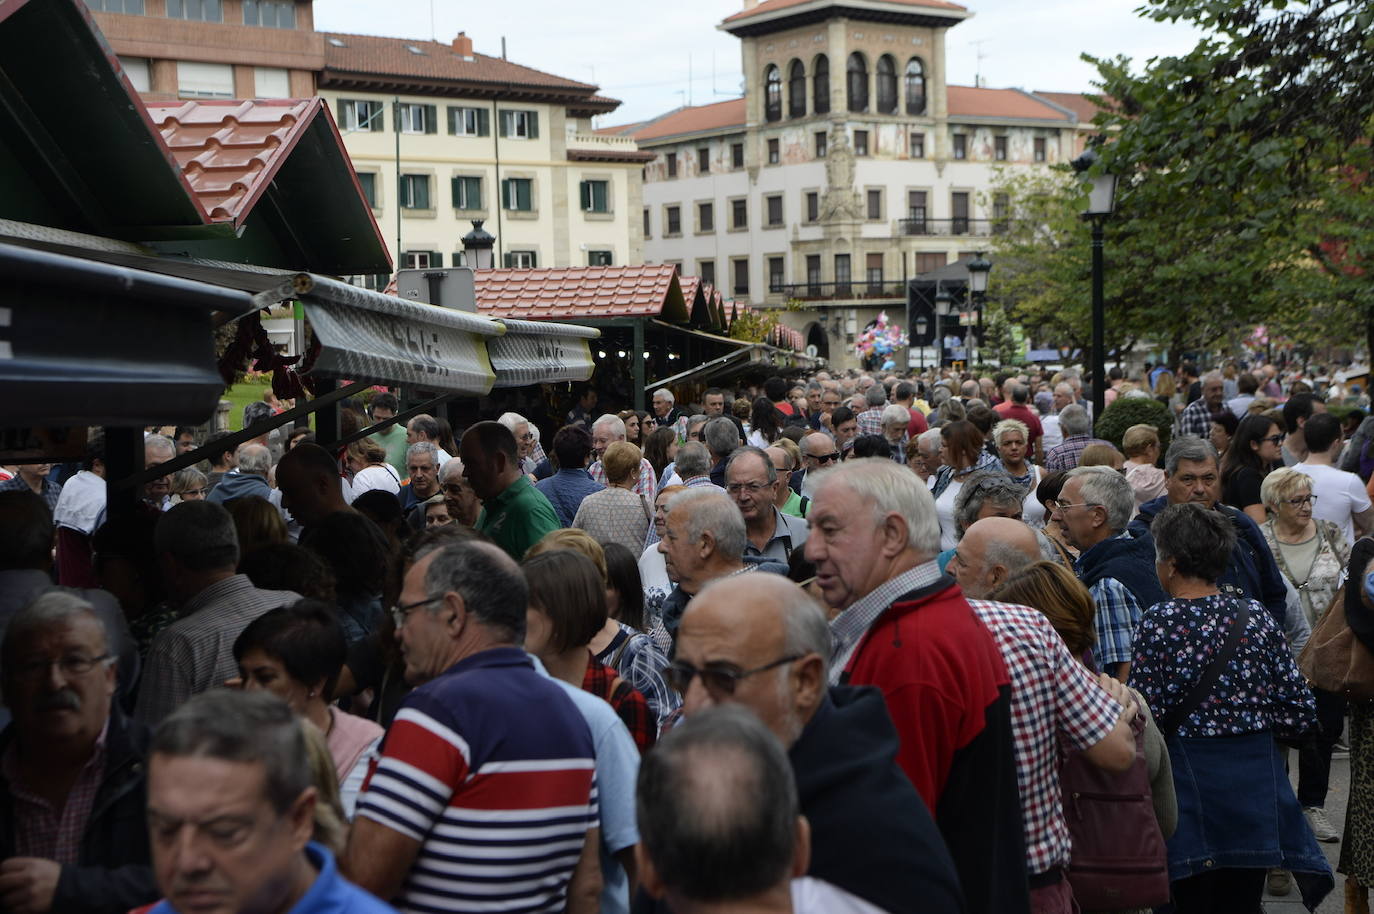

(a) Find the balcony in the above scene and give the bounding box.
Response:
[897,217,1006,237]
[771,280,907,302]
[566,132,655,163]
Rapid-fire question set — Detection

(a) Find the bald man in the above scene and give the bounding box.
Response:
[670,574,961,914]
[947,516,1042,600]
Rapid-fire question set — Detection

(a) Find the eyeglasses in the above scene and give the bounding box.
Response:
[12,653,112,680]
[807,452,841,465]
[725,482,771,495]
[518,432,535,442]
[664,655,802,696]
[390,594,445,629]
[1260,434,1286,446]
[1050,500,1100,512]
[1283,494,1318,507]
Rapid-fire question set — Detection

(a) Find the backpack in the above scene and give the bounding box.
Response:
[1059,710,1170,910]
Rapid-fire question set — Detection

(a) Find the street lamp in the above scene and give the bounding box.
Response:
[934,284,955,369]
[461,219,496,270]
[1071,145,1117,421]
[964,252,992,365]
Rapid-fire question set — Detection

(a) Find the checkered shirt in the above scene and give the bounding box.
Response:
[857,407,886,437]
[589,457,657,499]
[0,476,62,513]
[967,599,1123,875]
[1174,398,1217,441]
[1088,570,1144,669]
[1044,435,1113,472]
[582,654,656,754]
[829,561,945,684]
[598,623,681,731]
[3,721,107,864]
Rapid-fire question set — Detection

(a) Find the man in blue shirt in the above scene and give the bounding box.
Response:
[536,425,605,526]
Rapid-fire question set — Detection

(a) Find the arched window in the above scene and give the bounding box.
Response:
[847,52,868,112]
[876,55,898,114]
[813,54,830,114]
[764,65,782,122]
[788,59,806,118]
[905,57,927,115]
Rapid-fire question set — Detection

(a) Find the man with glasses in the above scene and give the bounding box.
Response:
[725,447,809,563]
[0,592,159,914]
[791,432,840,499]
[667,573,962,914]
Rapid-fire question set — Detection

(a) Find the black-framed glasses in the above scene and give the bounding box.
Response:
[664,655,802,696]
[390,594,445,629]
[808,451,841,465]
[12,653,112,680]
[1260,434,1286,446]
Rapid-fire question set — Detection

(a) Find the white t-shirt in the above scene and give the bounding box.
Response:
[790,876,887,913]
[350,463,401,497]
[1293,462,1371,545]
[933,478,963,551]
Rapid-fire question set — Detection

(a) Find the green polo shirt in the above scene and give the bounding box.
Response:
[475,475,561,560]
[373,423,410,477]
[781,489,809,518]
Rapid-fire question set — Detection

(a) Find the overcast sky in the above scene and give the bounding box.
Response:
[313,0,1205,125]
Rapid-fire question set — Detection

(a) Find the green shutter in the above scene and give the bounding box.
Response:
[470,177,482,210]
[451,176,462,208]
[498,111,508,137]
[424,104,437,134]
[447,107,457,134]
[502,252,513,268]
[529,251,538,267]
[500,178,510,208]
[519,179,531,211]
[528,112,539,138]
[477,108,490,136]
[579,180,590,211]
[432,252,443,267]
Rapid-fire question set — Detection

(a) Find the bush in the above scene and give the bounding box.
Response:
[1094,395,1173,455]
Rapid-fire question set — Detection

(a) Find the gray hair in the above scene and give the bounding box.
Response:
[881,404,910,427]
[916,428,943,455]
[593,414,627,439]
[1201,370,1224,385]
[236,443,271,477]
[953,471,1026,537]
[1151,502,1235,582]
[674,441,712,479]
[811,458,941,554]
[780,588,831,682]
[686,414,710,435]
[1,590,109,669]
[420,541,528,644]
[144,434,175,460]
[496,412,528,433]
[726,446,777,484]
[984,538,1039,579]
[152,690,311,816]
[155,500,239,570]
[667,489,747,559]
[654,388,675,406]
[865,385,888,408]
[406,441,439,464]
[1058,404,1091,437]
[1164,435,1219,477]
[1066,465,1134,533]
[439,457,466,482]
[703,416,741,459]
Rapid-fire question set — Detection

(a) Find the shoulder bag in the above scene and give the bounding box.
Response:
[1299,583,1374,700]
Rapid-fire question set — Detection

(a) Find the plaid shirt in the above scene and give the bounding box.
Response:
[829,561,945,684]
[857,407,886,437]
[582,654,656,754]
[3,721,107,864]
[1174,398,1218,440]
[596,623,680,731]
[0,476,62,513]
[967,600,1123,874]
[1088,567,1144,669]
[134,575,300,725]
[1044,434,1113,472]
[589,457,657,499]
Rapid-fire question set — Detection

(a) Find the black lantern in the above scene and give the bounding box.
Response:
[461,219,496,270]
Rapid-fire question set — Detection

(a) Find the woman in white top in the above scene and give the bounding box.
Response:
[929,419,999,550]
[992,418,1045,528]
[345,436,400,496]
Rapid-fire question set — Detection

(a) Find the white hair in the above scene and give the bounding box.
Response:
[653,388,675,406]
[667,489,747,558]
[592,414,626,439]
[811,458,941,555]
[235,443,271,477]
[496,412,528,433]
[1066,465,1134,533]
[881,404,910,427]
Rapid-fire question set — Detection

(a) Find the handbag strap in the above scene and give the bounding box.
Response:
[1158,600,1249,737]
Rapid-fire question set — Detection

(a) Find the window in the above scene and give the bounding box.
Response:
[876,55,898,114]
[731,198,748,229]
[732,258,750,296]
[580,180,610,213]
[253,67,290,98]
[995,136,1008,161]
[119,56,150,92]
[448,106,489,136]
[177,61,232,98]
[698,260,716,286]
[355,172,378,208]
[952,192,970,234]
[952,133,967,160]
[910,132,925,158]
[766,194,783,227]
[666,205,681,235]
[813,54,830,114]
[1034,137,1047,162]
[666,152,678,178]
[846,53,868,112]
[698,201,714,233]
[340,99,384,132]
[908,190,928,230]
[697,147,710,174]
[834,254,851,294]
[643,208,651,238]
[347,273,390,291]
[866,188,882,220]
[805,191,819,223]
[765,65,782,122]
[451,176,481,210]
[768,256,785,292]
[731,143,744,169]
[788,60,807,118]
[905,58,927,115]
[853,130,868,157]
[397,103,437,135]
[499,109,539,139]
[501,177,533,211]
[167,0,220,21]
[916,252,947,273]
[767,138,780,165]
[504,251,537,269]
[243,0,293,27]
[588,250,614,266]
[866,253,884,292]
[92,0,144,13]
[815,131,827,158]
[806,255,822,295]
[399,174,430,209]
[403,251,439,269]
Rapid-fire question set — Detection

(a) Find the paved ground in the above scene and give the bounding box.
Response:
[1264,749,1349,913]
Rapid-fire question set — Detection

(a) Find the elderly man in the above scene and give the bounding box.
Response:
[405,414,451,466]
[437,458,481,527]
[650,388,686,435]
[912,429,944,483]
[701,416,742,487]
[0,593,158,914]
[671,574,962,914]
[346,541,600,912]
[134,502,299,724]
[790,432,841,498]
[206,443,272,505]
[143,435,175,511]
[804,458,1028,914]
[590,414,657,497]
[460,421,559,561]
[1044,404,1111,471]
[855,385,888,438]
[274,443,353,532]
[399,441,441,515]
[1129,436,1288,625]
[880,404,911,463]
[146,690,390,914]
[725,447,809,563]
[535,425,604,525]
[673,441,719,491]
[1174,371,1229,440]
[765,446,808,518]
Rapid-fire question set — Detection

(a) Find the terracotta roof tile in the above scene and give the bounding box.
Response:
[947,86,1072,121]
[145,99,317,226]
[722,0,966,25]
[474,264,683,321]
[618,98,747,142]
[323,32,602,94]
[1031,90,1102,124]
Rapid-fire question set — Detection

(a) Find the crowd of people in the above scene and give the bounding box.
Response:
[4,358,1374,914]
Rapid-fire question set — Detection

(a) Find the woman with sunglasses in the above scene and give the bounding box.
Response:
[1221,413,1286,524]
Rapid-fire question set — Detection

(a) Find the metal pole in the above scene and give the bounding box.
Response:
[1091,218,1106,422]
[394,97,402,270]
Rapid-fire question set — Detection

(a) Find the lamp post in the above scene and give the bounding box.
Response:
[964,251,992,365]
[461,219,496,270]
[1071,146,1118,421]
[914,314,929,369]
[934,284,954,369]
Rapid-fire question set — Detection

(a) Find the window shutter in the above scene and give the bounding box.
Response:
[503,252,513,268]
[447,107,457,135]
[391,102,400,132]
[477,108,490,136]
[500,178,510,208]
[520,180,531,210]
[424,105,437,134]
[579,181,590,211]
[470,178,481,210]
[431,252,442,267]
[529,251,538,268]
[451,176,461,208]
[528,112,539,138]
[498,111,508,137]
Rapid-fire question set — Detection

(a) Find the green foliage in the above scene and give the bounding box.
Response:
[1094,396,1174,454]
[729,309,775,344]
[979,300,1022,368]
